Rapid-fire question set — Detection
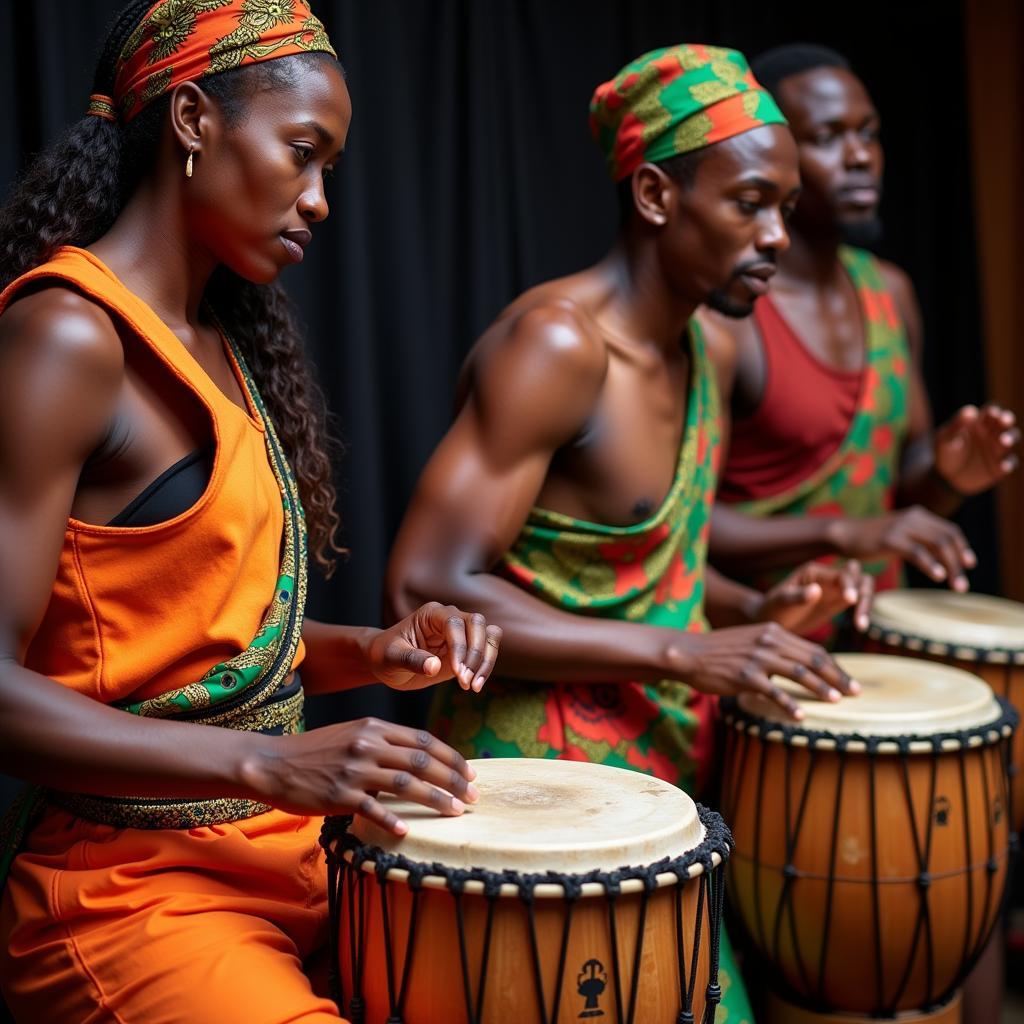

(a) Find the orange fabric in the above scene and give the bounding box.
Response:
[0,247,304,705]
[0,248,334,1022]
[115,0,336,123]
[0,809,340,1023]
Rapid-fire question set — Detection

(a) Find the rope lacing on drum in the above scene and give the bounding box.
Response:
[321,805,732,1024]
[719,698,1018,1017]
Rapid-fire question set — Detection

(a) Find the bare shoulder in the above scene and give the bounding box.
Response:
[0,285,124,382]
[0,287,124,459]
[875,258,923,346]
[462,290,610,451]
[875,258,917,310]
[475,289,609,395]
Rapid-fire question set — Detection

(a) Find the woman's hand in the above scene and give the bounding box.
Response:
[757,560,874,635]
[366,602,503,693]
[248,718,478,835]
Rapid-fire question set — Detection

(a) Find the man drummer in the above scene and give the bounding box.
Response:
[697,42,1018,1023]
[386,43,867,1021]
[699,44,1019,624]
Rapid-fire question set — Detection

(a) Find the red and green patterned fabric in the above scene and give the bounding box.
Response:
[429,319,754,1021]
[723,246,911,633]
[589,44,787,182]
[430,319,720,792]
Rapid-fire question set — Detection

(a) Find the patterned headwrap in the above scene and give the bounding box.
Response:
[589,44,788,182]
[87,0,337,124]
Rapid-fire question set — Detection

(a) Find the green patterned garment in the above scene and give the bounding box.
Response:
[722,246,911,639]
[430,319,754,1021]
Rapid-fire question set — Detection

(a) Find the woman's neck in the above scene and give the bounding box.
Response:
[90,174,218,329]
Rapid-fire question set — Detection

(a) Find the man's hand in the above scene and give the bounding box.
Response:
[366,602,503,692]
[669,623,860,721]
[934,403,1019,496]
[757,560,874,635]
[829,506,976,591]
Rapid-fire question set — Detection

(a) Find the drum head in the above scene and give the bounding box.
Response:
[351,757,704,872]
[871,589,1024,652]
[738,652,1003,735]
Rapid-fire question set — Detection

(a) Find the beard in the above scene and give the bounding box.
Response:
[706,287,755,319]
[838,216,884,247]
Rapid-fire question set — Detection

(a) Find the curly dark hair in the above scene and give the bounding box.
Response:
[0,0,344,574]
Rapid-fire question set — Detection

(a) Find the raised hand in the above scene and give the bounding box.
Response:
[758,559,874,635]
[673,622,860,720]
[831,505,976,591]
[934,403,1019,496]
[253,718,478,835]
[368,601,503,693]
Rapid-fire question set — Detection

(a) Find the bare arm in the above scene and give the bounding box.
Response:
[386,304,856,718]
[300,610,502,696]
[887,261,1019,513]
[0,290,474,835]
[700,302,977,589]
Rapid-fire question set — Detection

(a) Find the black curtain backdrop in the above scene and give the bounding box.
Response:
[0,0,994,743]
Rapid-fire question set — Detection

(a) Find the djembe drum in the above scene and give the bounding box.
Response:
[320,758,732,1024]
[865,589,1024,832]
[721,654,1015,1022]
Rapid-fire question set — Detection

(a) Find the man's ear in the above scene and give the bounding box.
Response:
[631,162,673,227]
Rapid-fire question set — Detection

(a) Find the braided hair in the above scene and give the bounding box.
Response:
[0,0,344,575]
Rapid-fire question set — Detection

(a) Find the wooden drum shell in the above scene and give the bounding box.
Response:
[861,634,1024,833]
[335,863,715,1024]
[722,712,1012,1016]
[321,759,733,1024]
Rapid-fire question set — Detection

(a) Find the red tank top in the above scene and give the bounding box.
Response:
[719,295,863,504]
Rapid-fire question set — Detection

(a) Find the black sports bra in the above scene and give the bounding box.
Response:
[107,446,214,527]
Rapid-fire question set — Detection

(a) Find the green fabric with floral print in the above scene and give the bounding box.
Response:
[429,319,754,1022]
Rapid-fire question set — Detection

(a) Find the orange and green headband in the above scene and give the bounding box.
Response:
[589,44,788,182]
[87,0,337,124]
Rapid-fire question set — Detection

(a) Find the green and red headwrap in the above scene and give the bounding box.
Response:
[589,44,788,182]
[87,0,337,124]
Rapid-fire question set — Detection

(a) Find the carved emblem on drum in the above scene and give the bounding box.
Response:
[840,836,864,865]
[577,958,607,1017]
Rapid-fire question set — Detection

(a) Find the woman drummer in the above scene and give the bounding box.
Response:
[0,2,501,1020]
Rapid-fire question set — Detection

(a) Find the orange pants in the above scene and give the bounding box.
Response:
[0,806,345,1023]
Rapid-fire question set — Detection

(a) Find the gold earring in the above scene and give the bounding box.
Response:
[185,148,194,178]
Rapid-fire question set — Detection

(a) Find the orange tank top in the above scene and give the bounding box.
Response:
[0,246,304,705]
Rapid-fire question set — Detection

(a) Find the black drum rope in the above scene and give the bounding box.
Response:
[868,746,885,1010]
[959,749,976,989]
[772,740,817,995]
[865,620,1024,849]
[625,876,652,1024]
[474,892,497,1022]
[752,736,769,952]
[702,866,726,1024]
[817,744,846,1002]
[721,696,1018,1016]
[320,805,732,1023]
[684,869,707,1024]
[606,889,626,1023]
